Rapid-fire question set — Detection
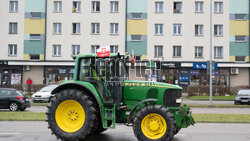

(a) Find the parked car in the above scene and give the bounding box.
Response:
[0,88,30,111]
[234,89,250,105]
[32,85,58,103]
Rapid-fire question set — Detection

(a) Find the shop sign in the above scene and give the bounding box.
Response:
[180,70,188,74]
[212,70,220,76]
[190,70,200,76]
[0,61,8,65]
[11,73,21,85]
[193,63,207,70]
[59,69,66,74]
[157,62,181,69]
[69,69,74,74]
[180,81,189,85]
[179,75,189,82]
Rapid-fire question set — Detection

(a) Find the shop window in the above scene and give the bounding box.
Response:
[235,14,246,20]
[235,36,247,42]
[131,13,143,19]
[235,56,246,62]
[31,12,41,19]
[173,2,182,13]
[9,1,18,12]
[30,54,40,60]
[73,1,81,12]
[92,1,100,12]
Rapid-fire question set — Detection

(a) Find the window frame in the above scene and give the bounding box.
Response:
[9,1,18,13]
[173,24,182,35]
[195,1,203,13]
[110,1,119,13]
[110,23,119,34]
[235,14,247,21]
[131,35,142,41]
[173,2,182,13]
[195,24,203,36]
[131,13,143,19]
[173,46,182,57]
[72,1,81,13]
[214,2,223,13]
[54,1,62,13]
[53,45,62,56]
[92,1,100,12]
[155,2,164,13]
[235,56,246,62]
[72,23,81,34]
[91,23,100,34]
[154,45,163,57]
[9,22,18,34]
[30,12,42,19]
[91,45,100,53]
[53,23,62,34]
[155,24,163,35]
[30,34,41,40]
[214,46,223,58]
[72,45,80,56]
[110,45,118,53]
[195,46,203,58]
[214,24,223,36]
[8,44,17,56]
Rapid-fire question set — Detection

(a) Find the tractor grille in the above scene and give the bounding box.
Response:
[164,89,182,107]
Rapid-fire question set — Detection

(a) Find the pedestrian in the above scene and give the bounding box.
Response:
[26,77,32,94]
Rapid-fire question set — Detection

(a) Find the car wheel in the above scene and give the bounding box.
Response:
[19,107,26,111]
[9,102,19,111]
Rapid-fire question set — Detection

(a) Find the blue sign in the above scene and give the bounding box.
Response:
[213,70,220,76]
[193,63,207,70]
[179,75,190,82]
[190,70,200,76]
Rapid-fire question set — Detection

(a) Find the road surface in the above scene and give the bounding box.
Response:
[0,122,250,141]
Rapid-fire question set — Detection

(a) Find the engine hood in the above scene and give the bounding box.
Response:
[124,80,182,89]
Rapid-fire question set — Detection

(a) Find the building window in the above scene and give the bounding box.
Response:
[173,46,181,57]
[154,46,163,57]
[214,46,223,58]
[92,1,100,12]
[195,1,203,13]
[30,12,41,19]
[155,2,163,13]
[235,14,246,20]
[9,1,18,12]
[53,23,62,34]
[54,1,62,12]
[214,25,223,36]
[8,44,17,56]
[72,45,80,56]
[214,2,223,13]
[73,1,81,12]
[131,35,142,41]
[155,24,163,35]
[91,45,100,53]
[30,54,40,60]
[9,23,17,34]
[110,1,118,12]
[135,55,141,61]
[235,35,247,42]
[173,24,182,35]
[110,45,118,53]
[110,23,118,34]
[72,23,80,34]
[131,13,143,19]
[195,25,203,36]
[173,2,182,13]
[195,46,203,58]
[30,34,41,40]
[235,56,246,62]
[53,45,61,56]
[91,23,100,34]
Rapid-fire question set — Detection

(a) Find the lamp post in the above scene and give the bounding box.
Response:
[209,0,213,105]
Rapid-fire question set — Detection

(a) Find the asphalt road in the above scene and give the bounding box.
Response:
[183,99,234,105]
[0,122,250,141]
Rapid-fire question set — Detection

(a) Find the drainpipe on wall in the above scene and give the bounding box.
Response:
[125,0,127,53]
[44,0,47,61]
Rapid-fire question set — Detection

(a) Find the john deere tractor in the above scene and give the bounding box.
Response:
[46,53,195,141]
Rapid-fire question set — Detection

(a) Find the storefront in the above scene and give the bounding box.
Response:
[0,61,23,87]
[44,66,75,84]
[155,62,230,92]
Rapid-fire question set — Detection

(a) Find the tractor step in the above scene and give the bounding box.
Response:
[102,104,116,129]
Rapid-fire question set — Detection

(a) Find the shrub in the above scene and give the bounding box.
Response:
[11,84,24,91]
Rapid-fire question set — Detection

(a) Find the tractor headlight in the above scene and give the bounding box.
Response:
[176,98,183,103]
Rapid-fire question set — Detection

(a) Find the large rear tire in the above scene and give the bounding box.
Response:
[133,105,176,141]
[46,89,98,141]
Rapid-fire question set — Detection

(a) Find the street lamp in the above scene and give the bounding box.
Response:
[209,0,213,105]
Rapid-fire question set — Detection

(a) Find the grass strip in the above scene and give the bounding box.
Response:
[0,112,46,121]
[187,104,250,108]
[0,112,250,123]
[188,96,235,101]
[193,114,250,123]
[31,103,48,106]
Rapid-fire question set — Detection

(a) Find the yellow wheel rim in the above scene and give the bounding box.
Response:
[55,100,85,133]
[141,113,167,140]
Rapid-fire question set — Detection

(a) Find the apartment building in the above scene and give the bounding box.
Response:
[0,0,249,89]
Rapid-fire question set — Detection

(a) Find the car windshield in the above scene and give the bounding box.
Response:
[16,90,25,96]
[39,86,57,92]
[238,90,250,96]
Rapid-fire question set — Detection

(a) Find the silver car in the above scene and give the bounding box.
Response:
[234,89,250,105]
[32,85,58,103]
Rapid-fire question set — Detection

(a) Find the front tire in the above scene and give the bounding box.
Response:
[46,89,98,141]
[9,102,19,111]
[133,105,176,141]
[19,107,26,111]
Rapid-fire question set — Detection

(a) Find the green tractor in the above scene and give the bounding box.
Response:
[46,53,195,141]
